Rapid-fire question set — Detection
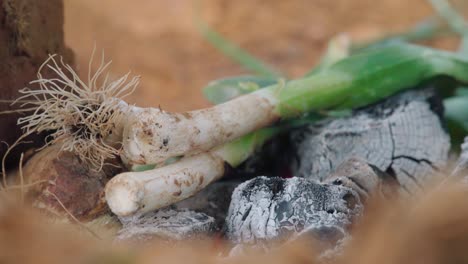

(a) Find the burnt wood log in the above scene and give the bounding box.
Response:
[291,88,450,193]
[323,157,400,199]
[116,209,215,243]
[225,158,398,248]
[225,176,362,245]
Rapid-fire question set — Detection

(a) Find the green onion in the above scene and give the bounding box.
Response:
[106,43,468,216]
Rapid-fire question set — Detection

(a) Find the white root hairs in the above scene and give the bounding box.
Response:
[12,52,140,170]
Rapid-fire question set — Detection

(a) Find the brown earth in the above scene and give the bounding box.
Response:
[22,144,124,221]
[0,0,74,167]
[64,0,463,112]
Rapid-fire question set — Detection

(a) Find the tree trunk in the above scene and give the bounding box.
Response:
[0,0,74,169]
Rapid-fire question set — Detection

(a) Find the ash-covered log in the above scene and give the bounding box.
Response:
[116,209,216,243]
[323,157,400,199]
[225,176,362,246]
[291,88,450,193]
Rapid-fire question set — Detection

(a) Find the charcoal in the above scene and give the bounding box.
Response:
[116,209,215,243]
[226,176,362,245]
[173,180,241,229]
[234,132,293,178]
[291,88,450,193]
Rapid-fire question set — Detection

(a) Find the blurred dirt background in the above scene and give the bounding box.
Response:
[63,0,463,112]
[0,0,74,167]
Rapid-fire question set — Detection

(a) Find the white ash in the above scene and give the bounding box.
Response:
[291,88,450,193]
[226,176,362,246]
[116,209,215,243]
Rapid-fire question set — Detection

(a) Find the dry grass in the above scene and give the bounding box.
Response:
[1,178,468,264]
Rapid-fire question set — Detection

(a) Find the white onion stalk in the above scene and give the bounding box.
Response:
[106,128,277,216]
[15,54,282,169]
[106,151,225,216]
[122,88,279,166]
[17,44,468,170]
[106,42,468,216]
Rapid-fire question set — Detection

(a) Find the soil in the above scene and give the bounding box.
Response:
[64,0,463,112]
[0,0,74,167]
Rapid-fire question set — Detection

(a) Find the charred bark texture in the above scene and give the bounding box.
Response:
[323,157,400,199]
[291,88,450,193]
[0,0,74,168]
[225,176,362,245]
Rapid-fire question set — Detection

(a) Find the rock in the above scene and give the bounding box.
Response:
[291,88,450,193]
[116,209,216,243]
[173,180,241,230]
[0,0,74,169]
[225,176,362,246]
[22,144,123,221]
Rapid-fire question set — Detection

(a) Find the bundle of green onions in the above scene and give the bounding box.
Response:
[105,42,468,216]
[12,0,468,217]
